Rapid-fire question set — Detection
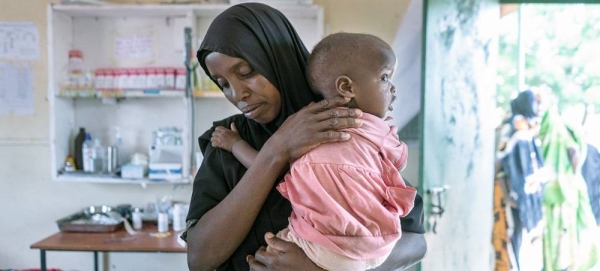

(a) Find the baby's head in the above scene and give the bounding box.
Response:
[307,32,397,118]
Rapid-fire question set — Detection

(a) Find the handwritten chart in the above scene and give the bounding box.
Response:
[0,62,34,116]
[115,32,154,61]
[0,22,40,61]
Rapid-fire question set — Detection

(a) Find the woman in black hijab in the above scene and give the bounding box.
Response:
[184,3,425,270]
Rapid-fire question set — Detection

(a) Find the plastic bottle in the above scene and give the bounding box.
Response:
[67,49,84,89]
[157,212,169,233]
[74,127,86,170]
[132,208,143,230]
[63,49,95,95]
[93,137,105,173]
[172,204,184,231]
[82,133,94,172]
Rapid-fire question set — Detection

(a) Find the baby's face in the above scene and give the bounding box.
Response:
[352,49,398,119]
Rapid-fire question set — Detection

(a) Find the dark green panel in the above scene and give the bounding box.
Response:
[500,0,600,3]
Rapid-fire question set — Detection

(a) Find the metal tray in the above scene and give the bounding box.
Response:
[57,206,124,233]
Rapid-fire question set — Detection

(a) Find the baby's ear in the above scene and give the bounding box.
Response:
[335,75,355,99]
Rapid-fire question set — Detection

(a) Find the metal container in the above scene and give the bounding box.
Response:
[107,146,118,173]
[83,205,113,216]
[57,205,123,233]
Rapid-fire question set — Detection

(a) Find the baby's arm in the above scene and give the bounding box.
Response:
[211,123,258,168]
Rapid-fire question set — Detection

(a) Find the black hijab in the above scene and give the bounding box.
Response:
[507,89,539,135]
[185,5,425,269]
[197,3,320,149]
[510,90,538,120]
[185,4,320,269]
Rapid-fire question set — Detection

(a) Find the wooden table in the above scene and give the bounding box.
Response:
[30,224,186,271]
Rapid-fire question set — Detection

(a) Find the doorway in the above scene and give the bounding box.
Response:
[492,3,600,270]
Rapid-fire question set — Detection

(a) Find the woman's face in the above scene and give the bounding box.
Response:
[204,52,282,124]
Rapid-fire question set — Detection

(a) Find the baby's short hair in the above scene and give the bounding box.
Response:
[307,32,393,97]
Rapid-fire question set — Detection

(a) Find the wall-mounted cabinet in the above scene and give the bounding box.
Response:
[47,3,323,185]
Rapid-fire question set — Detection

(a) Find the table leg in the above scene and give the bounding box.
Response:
[94,251,99,271]
[40,250,46,271]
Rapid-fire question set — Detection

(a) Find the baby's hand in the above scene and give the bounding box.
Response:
[211,123,243,152]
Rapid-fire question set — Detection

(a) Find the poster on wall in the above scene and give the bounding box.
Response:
[113,28,155,65]
[0,62,35,116]
[0,22,40,61]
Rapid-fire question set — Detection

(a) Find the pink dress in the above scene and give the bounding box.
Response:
[276,113,416,269]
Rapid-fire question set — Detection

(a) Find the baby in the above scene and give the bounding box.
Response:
[211,32,416,271]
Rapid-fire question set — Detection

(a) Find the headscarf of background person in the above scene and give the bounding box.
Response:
[496,89,541,152]
[508,90,540,135]
[538,108,587,175]
[196,3,320,150]
[511,90,539,120]
[538,109,598,271]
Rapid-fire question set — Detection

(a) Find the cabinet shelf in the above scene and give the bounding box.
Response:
[56,172,191,186]
[56,89,228,99]
[56,89,185,98]
[48,3,323,184]
[192,91,225,98]
[51,4,223,18]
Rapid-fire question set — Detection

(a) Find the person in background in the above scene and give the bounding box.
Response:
[210,32,417,270]
[182,3,426,271]
[582,143,600,225]
[493,90,545,271]
[538,108,599,271]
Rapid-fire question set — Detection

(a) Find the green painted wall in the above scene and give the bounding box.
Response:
[420,0,499,269]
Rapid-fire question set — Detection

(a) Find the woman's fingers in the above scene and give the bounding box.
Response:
[214,126,230,133]
[312,115,362,131]
[253,246,276,267]
[317,130,351,142]
[264,232,293,252]
[312,107,363,122]
[247,254,267,271]
[314,96,352,111]
[267,96,364,162]
[310,107,362,121]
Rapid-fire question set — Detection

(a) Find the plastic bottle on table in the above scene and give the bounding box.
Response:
[74,127,86,170]
[132,208,143,230]
[172,204,185,231]
[157,212,168,233]
[82,133,94,172]
[93,137,105,173]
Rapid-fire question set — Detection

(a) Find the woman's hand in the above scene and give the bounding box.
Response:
[370,232,427,271]
[247,233,324,271]
[267,96,363,162]
[211,123,243,152]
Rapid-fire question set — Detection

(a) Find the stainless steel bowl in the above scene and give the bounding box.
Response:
[83,205,113,217]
